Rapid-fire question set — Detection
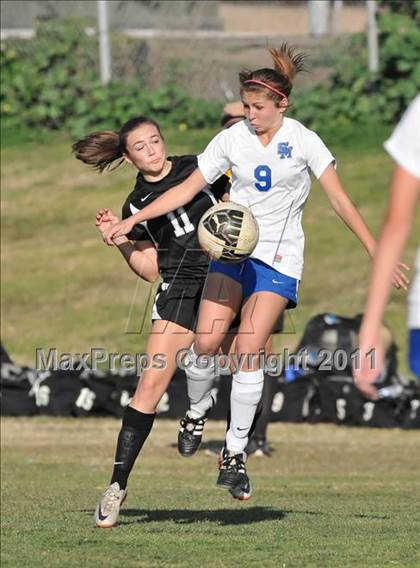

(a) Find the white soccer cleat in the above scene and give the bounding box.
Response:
[94,482,127,528]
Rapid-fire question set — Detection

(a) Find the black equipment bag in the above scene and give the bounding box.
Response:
[270,376,316,423]
[295,313,397,380]
[271,313,415,427]
[1,363,38,416]
[30,368,84,416]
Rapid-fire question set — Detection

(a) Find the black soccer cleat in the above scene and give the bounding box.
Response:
[178,397,215,457]
[178,414,208,457]
[216,448,252,500]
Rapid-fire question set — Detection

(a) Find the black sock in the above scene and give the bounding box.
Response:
[110,406,155,490]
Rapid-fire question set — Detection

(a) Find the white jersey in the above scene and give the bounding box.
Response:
[198,117,335,279]
[384,95,420,180]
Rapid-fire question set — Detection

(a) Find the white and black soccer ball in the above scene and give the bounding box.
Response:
[198,202,259,263]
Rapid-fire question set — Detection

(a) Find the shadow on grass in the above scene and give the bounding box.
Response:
[118,506,286,525]
[169,439,276,456]
[81,507,387,526]
[168,440,225,454]
[116,508,389,525]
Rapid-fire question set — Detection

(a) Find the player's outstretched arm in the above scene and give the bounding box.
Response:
[113,238,159,283]
[319,164,410,290]
[96,209,159,282]
[104,168,207,244]
[354,165,420,397]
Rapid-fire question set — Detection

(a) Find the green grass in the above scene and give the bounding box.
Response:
[1,129,418,372]
[2,130,419,567]
[2,418,420,567]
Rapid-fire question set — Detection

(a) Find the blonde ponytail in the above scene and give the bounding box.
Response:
[268,43,307,86]
[239,43,307,102]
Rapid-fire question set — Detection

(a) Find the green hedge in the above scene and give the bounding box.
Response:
[0,19,221,138]
[1,3,419,141]
[290,2,420,140]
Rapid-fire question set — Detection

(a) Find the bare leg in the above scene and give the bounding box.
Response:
[111,320,194,489]
[130,320,195,413]
[194,272,243,354]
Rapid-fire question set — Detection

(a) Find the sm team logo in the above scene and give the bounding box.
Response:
[278,142,293,159]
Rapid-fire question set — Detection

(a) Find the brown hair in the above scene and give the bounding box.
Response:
[239,43,307,104]
[72,116,163,173]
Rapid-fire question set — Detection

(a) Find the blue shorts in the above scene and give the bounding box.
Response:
[409,329,420,378]
[208,257,299,309]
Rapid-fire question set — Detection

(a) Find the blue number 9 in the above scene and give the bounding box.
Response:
[254,165,272,191]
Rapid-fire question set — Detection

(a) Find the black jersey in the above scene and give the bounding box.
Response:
[122,155,230,282]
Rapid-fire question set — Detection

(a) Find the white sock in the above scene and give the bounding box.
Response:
[185,344,217,419]
[225,368,264,453]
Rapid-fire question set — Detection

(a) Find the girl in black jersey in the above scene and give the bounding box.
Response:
[73,116,229,528]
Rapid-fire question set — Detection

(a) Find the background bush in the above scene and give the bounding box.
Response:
[1,2,419,140]
[290,1,420,141]
[0,19,221,138]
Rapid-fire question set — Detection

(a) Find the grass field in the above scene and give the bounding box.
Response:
[1,128,419,372]
[1,417,420,568]
[1,130,419,566]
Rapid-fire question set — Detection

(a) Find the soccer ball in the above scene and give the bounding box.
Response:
[198,202,259,263]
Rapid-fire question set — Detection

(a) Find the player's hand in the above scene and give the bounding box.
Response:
[96,208,120,233]
[96,209,122,245]
[104,216,136,245]
[392,261,410,290]
[353,336,384,400]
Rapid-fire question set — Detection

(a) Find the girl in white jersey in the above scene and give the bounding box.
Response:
[105,45,408,500]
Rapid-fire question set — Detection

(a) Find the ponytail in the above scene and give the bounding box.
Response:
[239,43,307,103]
[268,44,306,86]
[72,131,123,173]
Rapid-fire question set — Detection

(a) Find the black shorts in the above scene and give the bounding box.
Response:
[151,280,284,334]
[152,280,204,332]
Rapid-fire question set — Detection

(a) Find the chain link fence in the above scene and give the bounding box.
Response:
[1,1,368,101]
